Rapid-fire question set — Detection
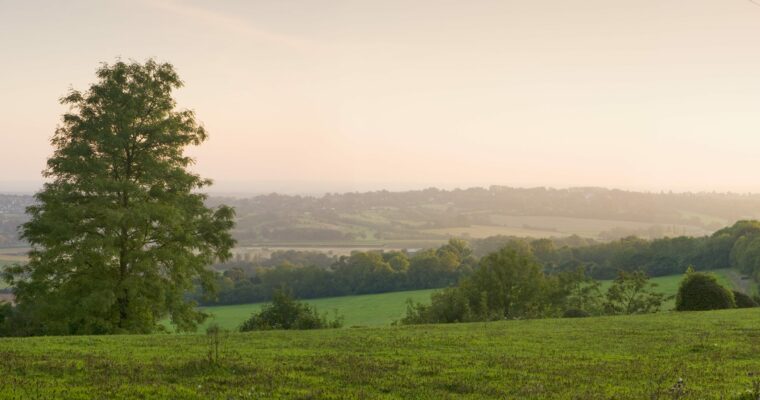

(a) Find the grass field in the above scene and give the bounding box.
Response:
[196,270,737,332]
[199,289,437,331]
[3,309,760,398]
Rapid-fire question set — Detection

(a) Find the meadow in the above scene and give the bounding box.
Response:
[199,289,437,330]
[195,270,737,332]
[2,309,760,399]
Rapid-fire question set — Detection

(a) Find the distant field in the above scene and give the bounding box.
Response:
[491,215,710,237]
[0,247,28,263]
[425,215,712,240]
[196,270,738,332]
[424,224,566,239]
[229,240,447,260]
[4,309,760,398]
[198,288,437,331]
[0,248,27,291]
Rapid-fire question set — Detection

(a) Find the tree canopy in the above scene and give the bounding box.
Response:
[4,60,235,335]
[676,270,735,311]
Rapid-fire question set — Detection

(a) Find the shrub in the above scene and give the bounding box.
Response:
[676,272,735,311]
[400,287,483,324]
[239,288,343,331]
[732,291,758,308]
[205,324,228,365]
[562,308,590,318]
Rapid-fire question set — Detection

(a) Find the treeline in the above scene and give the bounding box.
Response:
[475,220,760,280]
[202,220,760,306]
[200,240,476,305]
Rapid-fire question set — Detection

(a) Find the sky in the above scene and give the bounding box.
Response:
[2,0,760,195]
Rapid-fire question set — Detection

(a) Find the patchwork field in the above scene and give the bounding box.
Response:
[197,270,738,332]
[425,215,713,240]
[3,309,760,399]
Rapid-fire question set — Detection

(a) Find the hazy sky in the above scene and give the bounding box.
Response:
[2,0,760,194]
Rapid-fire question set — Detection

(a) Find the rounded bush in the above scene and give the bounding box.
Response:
[676,272,735,311]
[562,308,591,318]
[732,290,758,308]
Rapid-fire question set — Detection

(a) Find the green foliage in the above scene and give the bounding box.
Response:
[562,308,591,318]
[563,269,604,315]
[5,60,235,335]
[603,271,669,315]
[402,247,584,324]
[0,301,11,335]
[732,291,758,308]
[205,239,475,306]
[467,247,557,319]
[400,287,483,324]
[676,271,736,311]
[205,323,229,365]
[239,288,343,331]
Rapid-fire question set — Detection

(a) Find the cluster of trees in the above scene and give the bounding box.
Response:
[675,269,758,311]
[400,248,669,324]
[202,239,476,305]
[470,220,760,281]
[203,220,760,308]
[400,256,759,327]
[238,289,343,331]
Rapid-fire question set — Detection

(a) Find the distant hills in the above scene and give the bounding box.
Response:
[3,187,760,248]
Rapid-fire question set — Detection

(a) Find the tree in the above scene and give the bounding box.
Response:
[5,60,235,335]
[732,290,758,308]
[603,271,668,315]
[675,271,735,311]
[239,288,343,331]
[562,268,604,315]
[401,247,579,324]
[468,247,550,319]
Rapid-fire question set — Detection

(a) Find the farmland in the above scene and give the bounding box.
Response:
[2,309,760,399]
[196,270,738,332]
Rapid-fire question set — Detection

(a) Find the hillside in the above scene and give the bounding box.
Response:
[6,188,760,250]
[2,309,759,399]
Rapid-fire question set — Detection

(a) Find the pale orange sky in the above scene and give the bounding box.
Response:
[2,0,760,194]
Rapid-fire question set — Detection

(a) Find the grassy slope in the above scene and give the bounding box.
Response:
[198,270,736,331]
[3,309,760,398]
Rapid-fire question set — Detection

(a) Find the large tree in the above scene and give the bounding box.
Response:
[6,60,235,335]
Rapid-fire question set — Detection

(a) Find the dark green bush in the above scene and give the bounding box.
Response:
[675,272,735,311]
[239,288,343,331]
[732,291,758,308]
[562,308,591,318]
